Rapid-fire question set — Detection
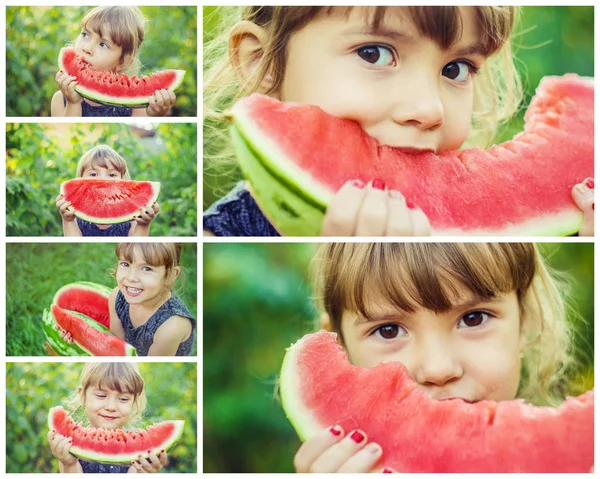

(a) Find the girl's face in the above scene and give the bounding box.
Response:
[81,385,133,430]
[74,26,125,72]
[81,164,123,180]
[278,7,484,153]
[340,284,523,402]
[116,248,171,307]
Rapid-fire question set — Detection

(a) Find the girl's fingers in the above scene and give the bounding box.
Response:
[130,460,145,473]
[158,449,168,465]
[137,453,157,472]
[168,89,176,104]
[355,180,388,236]
[409,206,432,236]
[294,425,345,473]
[152,202,160,213]
[308,429,370,473]
[321,180,367,236]
[385,190,413,236]
[337,441,383,473]
[572,178,594,236]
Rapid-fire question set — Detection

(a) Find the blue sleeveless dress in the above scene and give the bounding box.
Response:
[80,459,128,474]
[115,291,196,356]
[62,96,132,117]
[76,218,131,237]
[203,182,280,236]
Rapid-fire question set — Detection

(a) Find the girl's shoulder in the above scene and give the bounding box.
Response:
[203,181,280,237]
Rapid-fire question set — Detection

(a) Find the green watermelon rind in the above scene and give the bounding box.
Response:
[44,307,137,357]
[48,407,184,465]
[60,180,161,225]
[230,126,324,236]
[58,48,186,108]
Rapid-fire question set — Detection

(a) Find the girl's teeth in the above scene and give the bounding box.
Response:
[127,287,142,293]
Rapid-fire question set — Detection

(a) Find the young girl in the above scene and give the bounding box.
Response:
[203,6,594,236]
[55,144,160,236]
[110,243,196,356]
[51,6,176,117]
[47,362,168,473]
[294,242,584,473]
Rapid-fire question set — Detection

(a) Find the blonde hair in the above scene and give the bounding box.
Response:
[65,363,147,427]
[313,243,575,407]
[116,243,182,291]
[204,6,523,181]
[76,145,131,179]
[80,6,147,73]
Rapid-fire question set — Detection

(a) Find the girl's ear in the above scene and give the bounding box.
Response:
[173,266,181,279]
[228,21,275,95]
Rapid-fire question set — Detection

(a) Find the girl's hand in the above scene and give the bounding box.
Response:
[572,177,594,236]
[47,430,78,467]
[294,425,393,473]
[56,194,76,222]
[146,89,176,117]
[321,180,431,236]
[55,71,83,104]
[134,202,160,226]
[128,450,168,473]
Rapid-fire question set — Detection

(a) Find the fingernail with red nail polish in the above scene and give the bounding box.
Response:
[405,198,415,209]
[350,430,365,443]
[372,179,386,190]
[351,179,364,188]
[585,178,594,189]
[383,467,393,473]
[329,425,342,436]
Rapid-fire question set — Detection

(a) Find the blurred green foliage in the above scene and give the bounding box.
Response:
[6,122,197,236]
[202,6,594,208]
[7,362,197,473]
[203,243,593,472]
[7,6,197,116]
[6,243,197,356]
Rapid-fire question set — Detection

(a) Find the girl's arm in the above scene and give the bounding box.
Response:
[50,91,83,117]
[147,316,192,356]
[62,218,82,236]
[109,287,126,340]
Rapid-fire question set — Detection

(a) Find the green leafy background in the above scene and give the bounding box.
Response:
[6,243,197,357]
[7,362,197,473]
[6,122,197,237]
[203,243,593,473]
[203,6,594,208]
[7,6,197,117]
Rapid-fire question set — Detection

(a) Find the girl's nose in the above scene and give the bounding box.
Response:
[414,344,463,387]
[390,77,444,131]
[126,268,140,282]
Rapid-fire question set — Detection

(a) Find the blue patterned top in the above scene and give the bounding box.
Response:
[115,291,196,356]
[203,182,280,236]
[76,218,131,237]
[63,95,132,117]
[80,459,129,474]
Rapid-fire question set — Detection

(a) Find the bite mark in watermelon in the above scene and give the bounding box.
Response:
[52,281,112,328]
[46,305,136,357]
[229,74,593,236]
[48,406,184,465]
[280,331,594,473]
[59,47,186,107]
[60,178,160,225]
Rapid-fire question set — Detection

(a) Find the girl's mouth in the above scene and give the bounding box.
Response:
[125,286,143,297]
[100,414,118,421]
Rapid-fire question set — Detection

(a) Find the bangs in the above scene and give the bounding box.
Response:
[84,363,144,396]
[83,11,122,47]
[81,7,144,54]
[324,6,515,56]
[320,243,536,325]
[116,243,174,268]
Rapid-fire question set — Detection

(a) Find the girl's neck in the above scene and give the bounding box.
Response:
[129,289,172,316]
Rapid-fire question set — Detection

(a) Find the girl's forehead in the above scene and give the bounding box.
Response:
[83,21,116,43]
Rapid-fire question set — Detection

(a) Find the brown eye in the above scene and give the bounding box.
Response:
[376,324,403,339]
[356,45,395,66]
[442,61,472,82]
[458,311,489,328]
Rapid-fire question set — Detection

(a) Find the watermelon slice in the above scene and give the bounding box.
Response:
[48,406,184,465]
[228,74,593,236]
[60,178,160,225]
[44,305,137,357]
[59,47,186,107]
[280,331,594,473]
[52,281,111,328]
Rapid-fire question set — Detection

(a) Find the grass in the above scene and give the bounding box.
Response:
[7,243,198,356]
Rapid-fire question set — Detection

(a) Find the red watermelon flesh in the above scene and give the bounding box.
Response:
[48,406,184,465]
[51,305,135,357]
[230,74,593,236]
[60,178,160,225]
[59,47,185,107]
[53,281,111,328]
[280,331,594,473]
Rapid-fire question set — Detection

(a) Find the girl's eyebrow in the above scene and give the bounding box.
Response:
[341,26,414,43]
